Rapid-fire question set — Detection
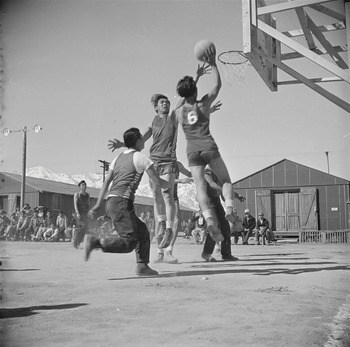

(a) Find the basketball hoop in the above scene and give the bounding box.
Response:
[218,50,249,86]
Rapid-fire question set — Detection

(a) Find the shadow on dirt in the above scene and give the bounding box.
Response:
[0,269,40,272]
[109,265,350,280]
[0,303,88,319]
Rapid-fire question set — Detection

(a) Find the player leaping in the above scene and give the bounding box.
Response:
[108,64,211,263]
[174,46,243,242]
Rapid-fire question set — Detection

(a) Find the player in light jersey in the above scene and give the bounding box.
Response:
[84,128,170,276]
[174,46,243,242]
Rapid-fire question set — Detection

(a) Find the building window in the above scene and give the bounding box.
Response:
[52,194,62,211]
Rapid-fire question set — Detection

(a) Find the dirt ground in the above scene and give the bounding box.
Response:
[1,237,350,347]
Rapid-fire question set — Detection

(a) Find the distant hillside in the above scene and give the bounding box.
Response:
[24,166,199,210]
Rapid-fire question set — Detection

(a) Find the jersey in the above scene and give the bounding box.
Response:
[179,103,218,154]
[76,192,90,214]
[108,149,153,201]
[149,113,177,163]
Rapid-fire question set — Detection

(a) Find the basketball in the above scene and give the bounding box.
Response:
[194,39,216,62]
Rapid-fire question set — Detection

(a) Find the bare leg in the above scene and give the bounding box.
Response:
[190,165,223,242]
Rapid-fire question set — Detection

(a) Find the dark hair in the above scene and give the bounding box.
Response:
[151,94,169,108]
[177,76,197,98]
[78,180,86,187]
[123,127,142,148]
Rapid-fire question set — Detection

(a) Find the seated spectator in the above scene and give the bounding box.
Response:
[34,210,53,241]
[43,211,56,241]
[64,218,77,242]
[242,209,256,245]
[184,212,198,239]
[230,209,244,245]
[21,203,32,215]
[144,211,155,241]
[49,211,68,242]
[0,210,11,240]
[24,208,41,241]
[95,214,113,238]
[191,211,207,244]
[255,212,275,245]
[3,212,18,240]
[15,210,31,241]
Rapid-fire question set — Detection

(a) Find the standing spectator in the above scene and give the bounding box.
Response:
[72,180,90,248]
[255,212,274,245]
[242,209,256,245]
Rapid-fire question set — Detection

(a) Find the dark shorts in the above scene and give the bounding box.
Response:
[153,161,177,176]
[187,149,221,167]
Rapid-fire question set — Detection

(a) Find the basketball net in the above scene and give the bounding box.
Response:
[218,51,249,86]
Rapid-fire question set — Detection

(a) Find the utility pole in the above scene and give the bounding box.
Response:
[325,151,330,174]
[98,160,110,182]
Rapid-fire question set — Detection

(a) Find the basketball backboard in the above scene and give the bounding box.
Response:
[242,0,350,113]
[242,0,278,91]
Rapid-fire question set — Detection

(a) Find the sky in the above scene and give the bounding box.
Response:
[0,0,349,185]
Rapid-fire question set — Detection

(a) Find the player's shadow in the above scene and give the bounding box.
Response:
[0,303,88,319]
[0,269,40,272]
[109,264,350,280]
[190,261,337,268]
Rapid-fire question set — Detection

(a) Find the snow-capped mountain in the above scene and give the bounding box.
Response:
[24,166,199,210]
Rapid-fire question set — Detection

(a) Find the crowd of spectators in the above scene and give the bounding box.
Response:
[0,203,115,243]
[0,204,275,246]
[183,209,275,246]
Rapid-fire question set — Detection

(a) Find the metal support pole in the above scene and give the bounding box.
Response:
[325,151,330,174]
[20,127,27,209]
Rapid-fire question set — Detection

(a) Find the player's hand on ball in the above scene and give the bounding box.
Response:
[210,101,222,114]
[108,138,124,152]
[196,62,211,78]
[204,48,216,65]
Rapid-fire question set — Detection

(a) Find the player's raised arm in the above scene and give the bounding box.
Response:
[108,125,152,152]
[141,125,153,144]
[204,47,222,105]
[108,138,124,152]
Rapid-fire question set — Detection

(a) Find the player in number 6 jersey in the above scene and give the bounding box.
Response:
[174,46,243,242]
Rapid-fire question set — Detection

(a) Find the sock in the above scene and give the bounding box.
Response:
[202,209,214,221]
[158,215,166,222]
[166,221,174,229]
[166,245,173,252]
[225,199,235,209]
